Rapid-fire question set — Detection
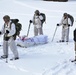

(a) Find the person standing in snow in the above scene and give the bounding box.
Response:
[30,10,43,36]
[57,13,72,42]
[0,15,19,60]
[73,29,76,62]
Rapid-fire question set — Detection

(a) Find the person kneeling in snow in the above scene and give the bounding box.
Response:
[0,15,19,60]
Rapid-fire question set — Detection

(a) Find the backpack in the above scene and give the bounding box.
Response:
[10,19,22,40]
[40,13,46,25]
[68,14,74,26]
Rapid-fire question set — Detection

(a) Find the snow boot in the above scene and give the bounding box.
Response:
[10,57,19,60]
[71,59,76,62]
[1,55,8,59]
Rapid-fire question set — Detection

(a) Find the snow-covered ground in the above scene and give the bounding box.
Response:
[0,0,76,75]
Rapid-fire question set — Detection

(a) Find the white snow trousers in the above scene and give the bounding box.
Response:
[34,26,43,36]
[61,27,69,42]
[3,37,19,58]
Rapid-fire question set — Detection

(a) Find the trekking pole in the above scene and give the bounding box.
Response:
[27,23,31,37]
[51,26,58,42]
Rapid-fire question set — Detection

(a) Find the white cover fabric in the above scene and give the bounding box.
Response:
[16,35,48,47]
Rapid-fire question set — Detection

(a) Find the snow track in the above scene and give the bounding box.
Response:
[42,60,76,75]
[0,0,76,75]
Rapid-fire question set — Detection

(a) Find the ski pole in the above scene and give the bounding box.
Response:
[27,23,31,37]
[51,26,58,42]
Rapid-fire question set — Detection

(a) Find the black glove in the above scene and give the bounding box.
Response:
[57,24,59,26]
[0,31,2,35]
[6,30,9,34]
[29,20,32,23]
[68,24,70,27]
[5,37,10,41]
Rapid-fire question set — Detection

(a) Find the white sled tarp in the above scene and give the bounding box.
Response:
[16,35,48,47]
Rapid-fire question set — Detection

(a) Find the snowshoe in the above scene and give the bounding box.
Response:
[0,55,8,59]
[71,59,76,62]
[10,57,19,61]
[57,40,64,43]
